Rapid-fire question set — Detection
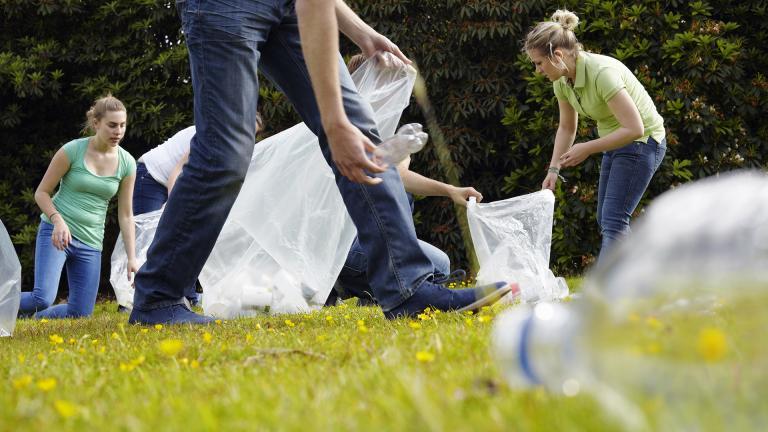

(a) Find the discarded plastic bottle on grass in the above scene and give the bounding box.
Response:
[373,123,428,165]
[493,171,768,431]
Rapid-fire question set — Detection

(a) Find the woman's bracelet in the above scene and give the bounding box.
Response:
[48,212,60,221]
[547,166,567,183]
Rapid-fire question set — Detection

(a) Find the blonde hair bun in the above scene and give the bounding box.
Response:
[551,9,579,32]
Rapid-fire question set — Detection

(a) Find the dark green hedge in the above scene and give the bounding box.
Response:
[1,0,766,295]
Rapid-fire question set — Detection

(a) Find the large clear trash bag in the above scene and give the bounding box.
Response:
[110,209,163,309]
[199,53,419,318]
[467,190,568,303]
[0,219,21,336]
[493,171,768,431]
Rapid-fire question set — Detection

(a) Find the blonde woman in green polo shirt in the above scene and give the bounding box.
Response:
[19,95,138,319]
[525,9,666,259]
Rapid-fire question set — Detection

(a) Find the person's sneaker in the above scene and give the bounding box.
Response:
[432,269,467,286]
[117,304,130,314]
[383,280,517,319]
[128,303,215,325]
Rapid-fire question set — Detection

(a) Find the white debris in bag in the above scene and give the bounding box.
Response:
[467,190,568,303]
[0,219,21,336]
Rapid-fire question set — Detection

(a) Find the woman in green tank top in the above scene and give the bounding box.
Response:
[18,95,138,319]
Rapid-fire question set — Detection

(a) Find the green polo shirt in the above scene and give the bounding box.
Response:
[553,52,665,144]
[41,138,136,250]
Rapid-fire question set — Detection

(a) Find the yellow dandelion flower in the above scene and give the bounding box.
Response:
[91,339,99,345]
[154,324,163,330]
[203,332,213,343]
[255,323,262,330]
[415,351,435,363]
[316,334,327,342]
[190,360,200,369]
[478,315,492,323]
[49,334,64,345]
[284,319,295,327]
[245,333,254,343]
[344,314,351,320]
[698,328,727,362]
[12,375,32,389]
[17,354,25,364]
[215,319,223,325]
[54,400,79,418]
[464,318,473,326]
[68,338,76,344]
[37,378,57,392]
[417,313,430,321]
[645,316,663,330]
[78,348,86,354]
[464,310,474,316]
[408,321,422,330]
[40,319,49,323]
[37,353,45,361]
[111,332,120,340]
[325,315,334,322]
[140,328,149,334]
[158,339,184,357]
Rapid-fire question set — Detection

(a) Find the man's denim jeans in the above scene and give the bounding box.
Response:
[338,238,450,303]
[597,136,666,259]
[133,0,434,312]
[19,221,101,319]
[132,162,199,304]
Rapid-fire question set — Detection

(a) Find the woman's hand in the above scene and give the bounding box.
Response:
[126,258,139,285]
[448,186,483,207]
[542,172,559,191]
[559,143,592,167]
[51,215,72,250]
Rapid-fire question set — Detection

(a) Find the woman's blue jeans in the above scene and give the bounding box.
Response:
[133,0,435,312]
[132,162,199,304]
[19,221,101,319]
[597,137,666,259]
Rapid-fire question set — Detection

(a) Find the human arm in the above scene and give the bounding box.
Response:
[397,158,482,207]
[334,0,410,64]
[117,173,138,281]
[34,148,72,250]
[543,99,578,190]
[559,89,645,168]
[295,0,386,185]
[166,151,189,194]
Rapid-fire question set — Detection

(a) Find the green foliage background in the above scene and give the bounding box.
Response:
[1,0,767,294]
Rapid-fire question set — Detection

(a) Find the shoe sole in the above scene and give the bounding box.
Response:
[456,282,519,313]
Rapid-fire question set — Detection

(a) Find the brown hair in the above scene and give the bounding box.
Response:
[523,9,583,69]
[83,93,126,134]
[347,54,367,74]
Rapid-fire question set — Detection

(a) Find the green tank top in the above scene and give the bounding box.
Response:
[41,138,136,250]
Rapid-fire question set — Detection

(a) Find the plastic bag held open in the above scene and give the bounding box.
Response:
[0,219,21,336]
[467,190,568,303]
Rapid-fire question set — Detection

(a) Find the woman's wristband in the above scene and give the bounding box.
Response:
[547,166,566,183]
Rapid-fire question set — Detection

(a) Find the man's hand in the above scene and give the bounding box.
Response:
[357,32,411,66]
[326,119,387,185]
[448,186,483,207]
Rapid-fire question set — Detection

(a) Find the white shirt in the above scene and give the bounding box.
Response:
[140,126,195,186]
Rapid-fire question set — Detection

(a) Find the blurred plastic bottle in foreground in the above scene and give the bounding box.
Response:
[373,123,428,165]
[493,171,768,431]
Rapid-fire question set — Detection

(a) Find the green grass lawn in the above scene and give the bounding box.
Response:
[1,278,615,431]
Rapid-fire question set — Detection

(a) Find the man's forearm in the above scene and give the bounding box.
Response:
[296,0,346,129]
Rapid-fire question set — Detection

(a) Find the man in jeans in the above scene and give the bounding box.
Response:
[129,0,512,325]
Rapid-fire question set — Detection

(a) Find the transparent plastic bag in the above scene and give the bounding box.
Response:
[467,190,567,303]
[199,53,419,317]
[109,54,418,316]
[0,219,21,336]
[110,209,163,309]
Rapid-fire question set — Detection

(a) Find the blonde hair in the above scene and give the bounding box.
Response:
[347,54,366,74]
[83,93,126,134]
[524,9,583,70]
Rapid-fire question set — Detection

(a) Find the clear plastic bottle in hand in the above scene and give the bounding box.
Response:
[373,123,428,165]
